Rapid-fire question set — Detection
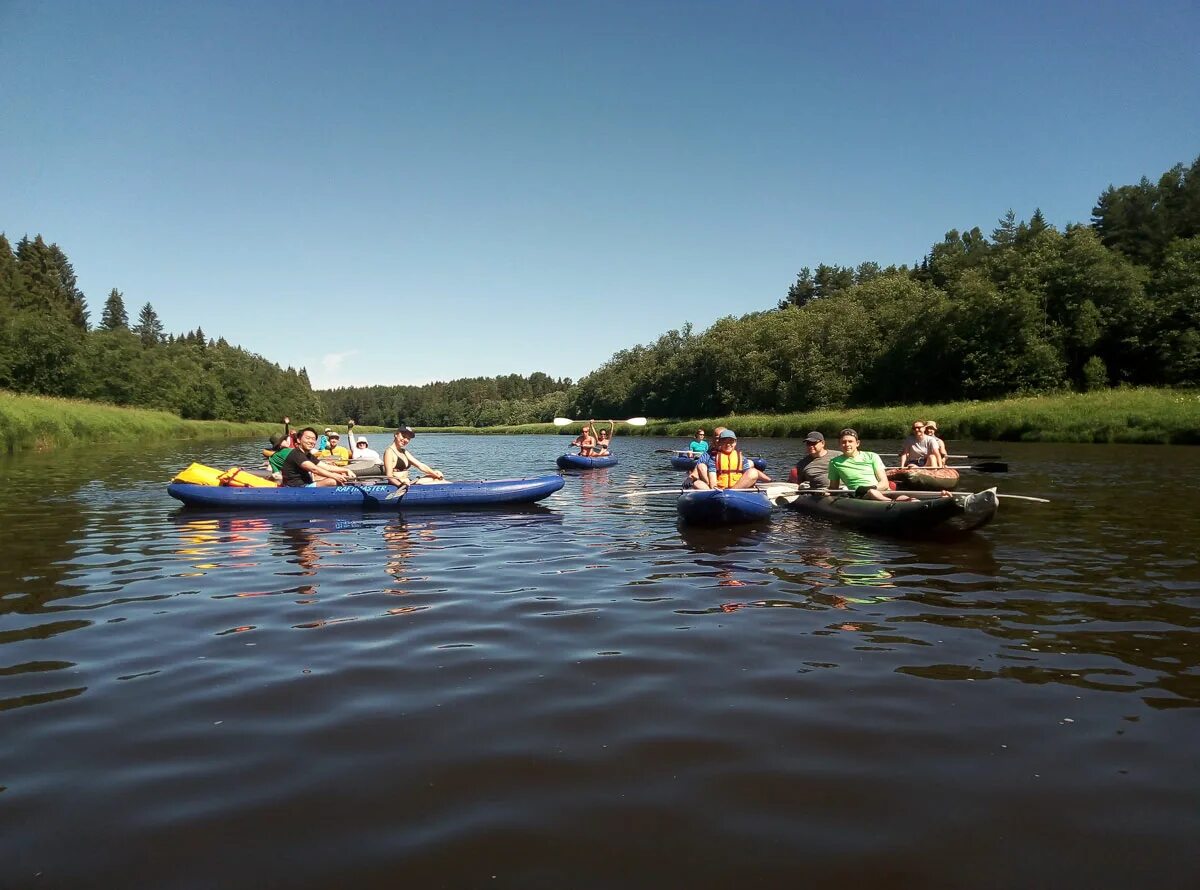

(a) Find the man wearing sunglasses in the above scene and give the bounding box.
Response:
[787,431,831,488]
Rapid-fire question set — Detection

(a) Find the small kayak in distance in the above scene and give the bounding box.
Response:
[677,488,773,525]
[168,474,565,510]
[557,453,618,470]
[887,467,960,491]
[780,488,998,536]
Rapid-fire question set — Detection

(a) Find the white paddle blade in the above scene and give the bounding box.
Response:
[553,417,574,427]
[625,417,648,426]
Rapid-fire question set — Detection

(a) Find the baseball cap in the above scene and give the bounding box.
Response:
[323,427,332,433]
[840,428,858,438]
[804,431,824,443]
[718,429,737,440]
[395,425,415,437]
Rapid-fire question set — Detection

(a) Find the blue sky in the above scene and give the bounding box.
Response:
[2,0,1197,389]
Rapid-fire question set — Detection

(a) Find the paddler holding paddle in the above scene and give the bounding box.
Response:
[384,425,448,489]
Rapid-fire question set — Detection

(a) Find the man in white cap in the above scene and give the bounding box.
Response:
[353,436,382,463]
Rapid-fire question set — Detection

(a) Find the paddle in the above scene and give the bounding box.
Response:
[949,453,1003,460]
[891,462,1007,473]
[654,448,696,455]
[554,416,648,427]
[384,482,408,501]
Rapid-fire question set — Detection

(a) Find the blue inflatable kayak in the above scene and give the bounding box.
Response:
[556,453,618,469]
[168,474,565,510]
[677,488,773,525]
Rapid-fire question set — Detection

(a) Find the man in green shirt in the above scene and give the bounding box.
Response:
[827,428,894,501]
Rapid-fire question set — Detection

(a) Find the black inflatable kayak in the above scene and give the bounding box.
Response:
[779,488,998,535]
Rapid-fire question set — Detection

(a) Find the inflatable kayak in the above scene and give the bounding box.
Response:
[886,467,960,491]
[557,453,618,469]
[677,488,773,525]
[780,488,998,536]
[168,474,565,510]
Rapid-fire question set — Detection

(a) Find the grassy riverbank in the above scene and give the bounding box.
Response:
[428,388,1200,445]
[0,392,279,455]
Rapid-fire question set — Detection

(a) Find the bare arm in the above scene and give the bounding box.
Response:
[301,456,348,483]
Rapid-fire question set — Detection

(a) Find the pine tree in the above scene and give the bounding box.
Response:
[992,210,1018,247]
[133,302,164,346]
[100,288,129,330]
[14,235,89,328]
[0,233,24,306]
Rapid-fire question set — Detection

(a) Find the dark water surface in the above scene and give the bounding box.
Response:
[1,434,1198,888]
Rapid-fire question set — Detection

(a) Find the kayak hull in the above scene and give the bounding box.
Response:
[887,467,961,491]
[781,488,998,536]
[168,474,565,510]
[557,454,618,469]
[677,488,773,525]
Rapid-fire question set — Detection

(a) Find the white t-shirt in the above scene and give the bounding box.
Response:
[353,445,382,463]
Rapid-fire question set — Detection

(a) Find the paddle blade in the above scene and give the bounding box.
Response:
[553,417,574,427]
[625,417,648,426]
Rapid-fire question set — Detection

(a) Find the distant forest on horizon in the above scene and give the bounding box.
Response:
[3,155,1197,426]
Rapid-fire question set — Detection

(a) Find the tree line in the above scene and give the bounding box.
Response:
[318,373,574,428]
[5,155,1196,426]
[563,155,1200,419]
[0,234,320,420]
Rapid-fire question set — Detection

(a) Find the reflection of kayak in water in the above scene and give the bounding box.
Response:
[557,453,617,469]
[677,488,772,525]
[168,474,565,510]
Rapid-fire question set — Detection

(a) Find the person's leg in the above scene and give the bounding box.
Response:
[732,468,770,489]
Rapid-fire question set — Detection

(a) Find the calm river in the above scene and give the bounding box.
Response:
[1,434,1197,888]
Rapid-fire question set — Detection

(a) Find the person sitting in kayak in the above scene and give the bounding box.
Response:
[923,421,948,468]
[687,426,724,485]
[353,436,382,463]
[571,422,597,456]
[897,420,932,468]
[592,421,615,456]
[788,431,832,488]
[828,428,913,501]
[316,432,351,461]
[384,425,447,488]
[692,429,771,490]
[688,428,709,457]
[280,428,354,488]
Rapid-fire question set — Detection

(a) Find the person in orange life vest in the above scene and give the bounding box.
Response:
[692,429,771,490]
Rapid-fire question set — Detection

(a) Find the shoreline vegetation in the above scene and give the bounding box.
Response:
[2,388,1196,456]
[428,388,1200,445]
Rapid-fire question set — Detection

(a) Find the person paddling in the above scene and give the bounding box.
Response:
[571,421,597,456]
[384,425,447,488]
[688,428,709,458]
[692,429,771,490]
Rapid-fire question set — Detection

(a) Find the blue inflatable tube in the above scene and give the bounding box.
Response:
[556,453,618,469]
[168,474,565,510]
[677,488,773,525]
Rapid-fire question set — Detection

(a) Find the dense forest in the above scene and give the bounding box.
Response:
[0,234,320,420]
[5,156,1197,426]
[562,155,1200,419]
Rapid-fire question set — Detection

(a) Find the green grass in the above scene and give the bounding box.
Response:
[6,387,1197,454]
[0,392,279,454]
[421,388,1200,445]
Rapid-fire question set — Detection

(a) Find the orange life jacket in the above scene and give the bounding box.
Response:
[715,448,745,489]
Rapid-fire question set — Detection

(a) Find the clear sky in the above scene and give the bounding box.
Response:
[2,0,1197,390]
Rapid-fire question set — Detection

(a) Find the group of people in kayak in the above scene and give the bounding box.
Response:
[571,420,614,457]
[264,418,447,489]
[898,419,948,468]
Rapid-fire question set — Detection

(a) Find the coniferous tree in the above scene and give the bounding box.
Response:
[134,302,164,346]
[0,234,24,306]
[100,288,129,330]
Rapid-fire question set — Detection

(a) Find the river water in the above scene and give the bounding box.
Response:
[1,434,1197,888]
